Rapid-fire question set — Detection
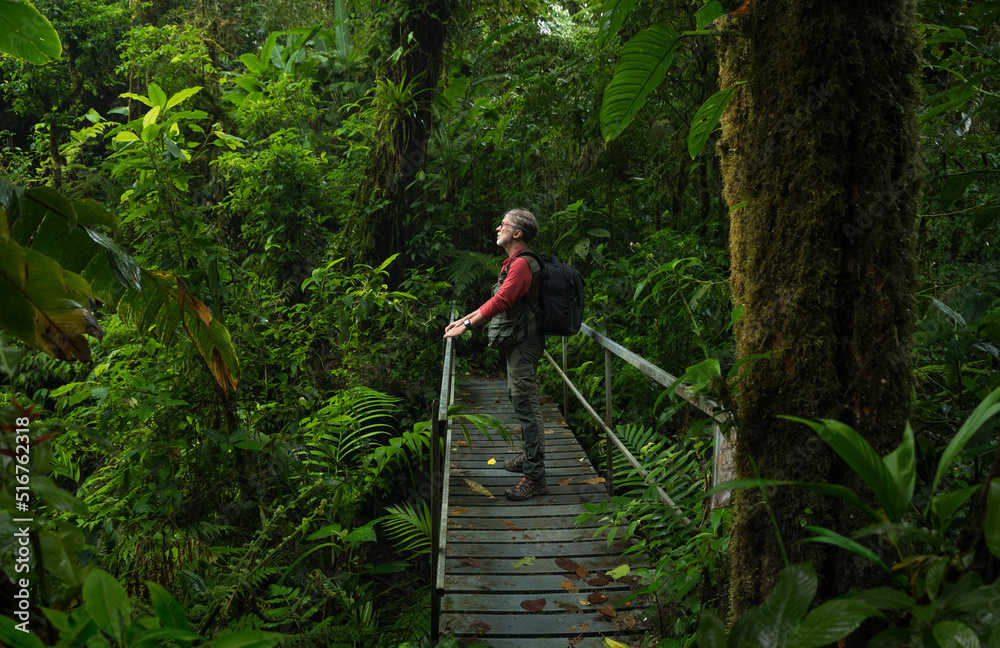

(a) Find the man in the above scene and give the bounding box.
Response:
[443,209,547,501]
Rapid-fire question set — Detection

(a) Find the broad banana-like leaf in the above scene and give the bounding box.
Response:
[0,0,61,64]
[0,176,240,392]
[600,23,682,142]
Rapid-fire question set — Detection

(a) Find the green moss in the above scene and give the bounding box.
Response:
[715,0,923,623]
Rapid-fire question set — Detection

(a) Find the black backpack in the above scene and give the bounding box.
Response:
[516,250,586,336]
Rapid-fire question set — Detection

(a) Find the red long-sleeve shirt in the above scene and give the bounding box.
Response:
[478,246,532,321]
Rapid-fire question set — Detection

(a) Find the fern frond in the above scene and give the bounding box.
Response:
[446,250,497,298]
[378,501,432,558]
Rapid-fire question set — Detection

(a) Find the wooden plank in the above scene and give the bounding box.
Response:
[445,573,632,592]
[446,516,601,530]
[447,540,627,558]
[445,555,636,575]
[448,503,597,517]
[440,611,644,636]
[442,590,637,612]
[451,466,598,478]
[448,527,603,544]
[447,637,644,648]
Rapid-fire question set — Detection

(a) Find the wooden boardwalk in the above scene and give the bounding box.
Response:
[438,377,650,647]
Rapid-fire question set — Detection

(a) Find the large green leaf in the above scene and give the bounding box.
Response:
[932,386,1000,494]
[882,423,917,517]
[334,0,352,65]
[751,562,816,646]
[695,609,727,648]
[0,232,102,361]
[600,22,682,142]
[597,0,637,48]
[688,82,744,159]
[985,480,1000,560]
[208,630,283,648]
[801,526,897,579]
[786,416,907,522]
[0,617,44,648]
[83,568,131,643]
[932,621,981,648]
[790,599,883,648]
[147,582,190,631]
[0,0,61,64]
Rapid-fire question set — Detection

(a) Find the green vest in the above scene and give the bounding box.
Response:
[487,249,541,350]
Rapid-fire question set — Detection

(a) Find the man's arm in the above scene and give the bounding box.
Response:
[444,309,484,338]
[443,256,531,338]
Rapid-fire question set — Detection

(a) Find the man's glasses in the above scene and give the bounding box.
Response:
[498,222,514,231]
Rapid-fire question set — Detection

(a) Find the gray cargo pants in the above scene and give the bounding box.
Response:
[504,330,546,482]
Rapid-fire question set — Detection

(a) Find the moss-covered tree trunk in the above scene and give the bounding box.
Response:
[715,0,923,622]
[363,0,450,275]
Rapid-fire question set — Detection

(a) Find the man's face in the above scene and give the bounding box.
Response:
[496,217,518,247]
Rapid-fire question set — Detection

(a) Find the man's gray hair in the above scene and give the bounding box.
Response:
[505,208,538,243]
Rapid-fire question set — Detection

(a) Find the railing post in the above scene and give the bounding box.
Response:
[562,336,569,421]
[604,347,613,495]
[430,399,441,644]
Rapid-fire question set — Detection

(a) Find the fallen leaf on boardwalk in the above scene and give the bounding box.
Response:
[607,564,630,580]
[487,458,497,465]
[599,605,617,618]
[544,429,554,434]
[588,577,609,587]
[463,478,494,497]
[577,600,591,606]
[580,477,606,484]
[558,477,575,486]
[556,602,584,613]
[587,592,608,604]
[614,612,637,630]
[560,579,580,593]
[469,622,491,634]
[456,440,469,447]
[556,557,582,573]
[476,585,492,591]
[512,556,536,569]
[603,638,630,648]
[458,558,481,568]
[568,635,583,646]
[575,565,589,579]
[449,508,468,515]
[520,598,547,612]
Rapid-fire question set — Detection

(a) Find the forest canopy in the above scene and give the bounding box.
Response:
[1,1,999,647]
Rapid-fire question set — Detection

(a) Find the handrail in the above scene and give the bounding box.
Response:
[430,303,457,645]
[545,324,736,516]
[543,350,692,527]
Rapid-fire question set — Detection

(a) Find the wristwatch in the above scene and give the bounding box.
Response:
[463,319,472,328]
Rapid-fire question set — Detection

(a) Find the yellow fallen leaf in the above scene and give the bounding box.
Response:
[558,477,575,486]
[603,638,630,648]
[560,579,580,593]
[487,458,497,465]
[463,478,494,498]
[449,508,468,515]
[580,477,606,485]
[578,600,591,606]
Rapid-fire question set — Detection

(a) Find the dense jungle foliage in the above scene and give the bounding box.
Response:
[1,0,999,647]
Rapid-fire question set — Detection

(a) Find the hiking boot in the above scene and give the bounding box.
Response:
[505,477,548,501]
[503,452,526,473]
